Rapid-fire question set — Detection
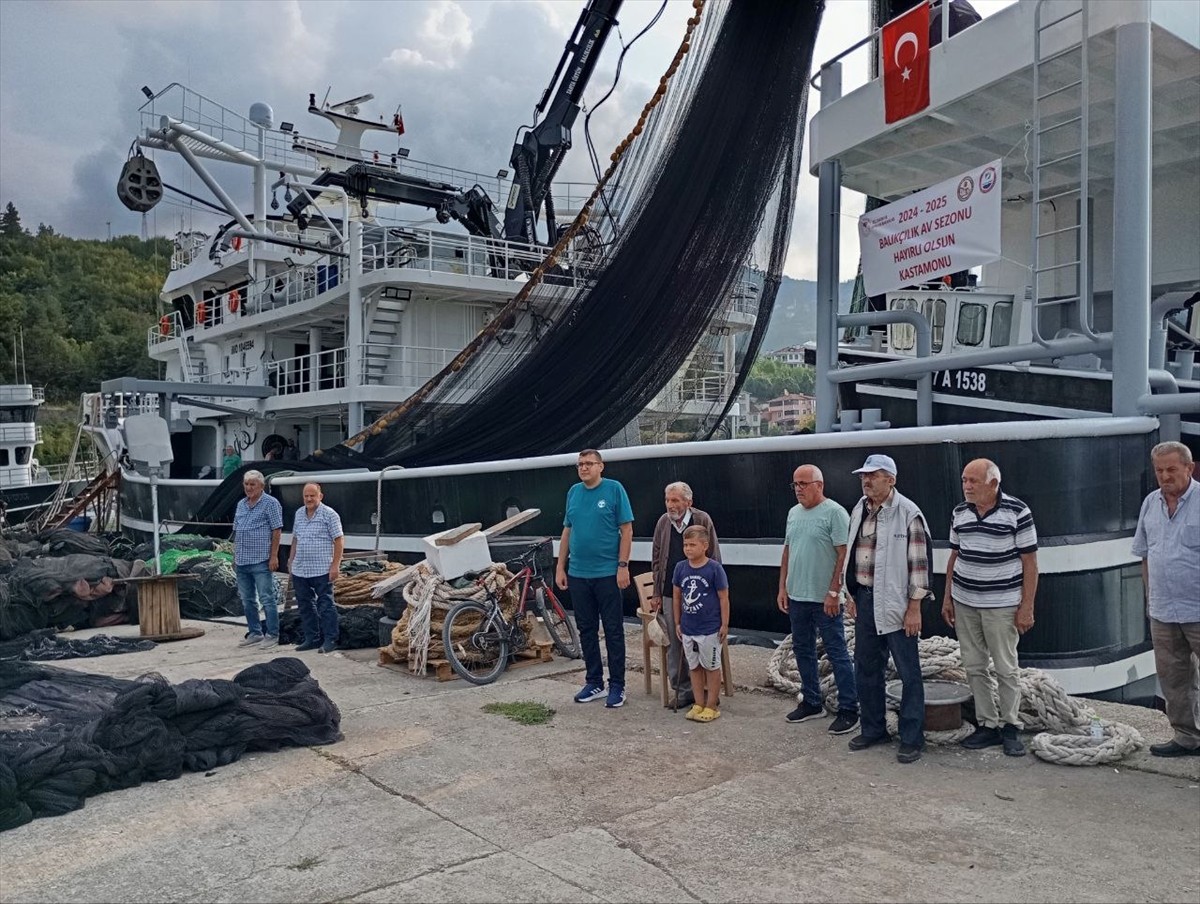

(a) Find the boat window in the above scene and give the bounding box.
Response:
[956,303,987,347]
[931,299,947,353]
[0,406,37,424]
[0,449,8,466]
[990,302,1013,348]
[15,446,31,465]
[889,297,916,351]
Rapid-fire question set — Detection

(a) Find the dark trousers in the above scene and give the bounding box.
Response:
[569,575,626,688]
[789,599,858,714]
[854,587,925,747]
[293,574,339,646]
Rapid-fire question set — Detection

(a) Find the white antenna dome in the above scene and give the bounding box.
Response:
[249,102,274,129]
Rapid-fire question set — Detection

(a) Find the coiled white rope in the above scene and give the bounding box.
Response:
[400,563,509,674]
[765,623,1144,765]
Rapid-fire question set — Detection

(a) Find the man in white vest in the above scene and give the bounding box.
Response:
[842,453,932,764]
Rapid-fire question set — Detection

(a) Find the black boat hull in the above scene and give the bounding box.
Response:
[117,418,1162,698]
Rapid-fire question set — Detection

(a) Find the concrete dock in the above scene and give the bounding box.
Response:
[1,620,1197,904]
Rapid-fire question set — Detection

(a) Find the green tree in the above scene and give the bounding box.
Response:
[744,357,814,402]
[0,202,26,239]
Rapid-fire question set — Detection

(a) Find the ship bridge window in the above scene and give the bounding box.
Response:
[0,406,37,424]
[0,449,8,466]
[888,297,918,351]
[956,303,987,347]
[15,446,31,465]
[925,298,947,353]
[990,302,1013,348]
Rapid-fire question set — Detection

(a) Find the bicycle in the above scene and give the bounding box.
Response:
[441,538,581,685]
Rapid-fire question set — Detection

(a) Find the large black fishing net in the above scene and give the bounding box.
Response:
[278,604,385,650]
[0,629,156,662]
[313,0,822,468]
[0,555,137,641]
[0,657,342,831]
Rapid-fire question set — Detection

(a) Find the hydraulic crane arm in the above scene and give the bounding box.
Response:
[503,0,624,246]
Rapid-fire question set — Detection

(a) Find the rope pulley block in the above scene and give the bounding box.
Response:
[117,149,163,213]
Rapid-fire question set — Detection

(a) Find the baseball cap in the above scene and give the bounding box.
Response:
[852,453,897,476]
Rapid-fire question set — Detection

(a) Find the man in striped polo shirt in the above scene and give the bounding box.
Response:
[288,483,345,654]
[942,458,1039,757]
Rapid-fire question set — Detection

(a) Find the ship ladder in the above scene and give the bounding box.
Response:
[1030,0,1098,344]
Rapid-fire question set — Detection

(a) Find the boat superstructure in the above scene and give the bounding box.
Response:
[804,0,1199,440]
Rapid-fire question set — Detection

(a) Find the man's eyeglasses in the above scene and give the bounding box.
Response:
[577,461,601,469]
[790,481,817,490]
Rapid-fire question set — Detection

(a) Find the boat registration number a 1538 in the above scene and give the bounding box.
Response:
[936,368,988,393]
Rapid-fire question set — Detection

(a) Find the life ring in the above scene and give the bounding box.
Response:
[228,289,241,314]
[196,300,208,325]
[159,315,170,336]
[231,236,243,252]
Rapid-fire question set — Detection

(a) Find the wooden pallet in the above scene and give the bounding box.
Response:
[378,641,554,682]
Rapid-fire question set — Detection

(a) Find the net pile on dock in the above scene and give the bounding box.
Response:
[0,658,342,832]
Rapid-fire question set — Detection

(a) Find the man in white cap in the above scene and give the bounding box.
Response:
[841,453,932,763]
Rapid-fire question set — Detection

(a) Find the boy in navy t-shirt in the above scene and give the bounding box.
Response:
[672,525,730,723]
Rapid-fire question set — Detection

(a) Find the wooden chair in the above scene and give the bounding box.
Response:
[633,572,734,704]
[634,572,670,705]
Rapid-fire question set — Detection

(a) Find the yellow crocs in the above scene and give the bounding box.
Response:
[685,704,705,721]
[695,707,721,723]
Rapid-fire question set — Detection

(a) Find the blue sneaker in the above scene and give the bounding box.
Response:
[605,685,626,708]
[574,683,606,703]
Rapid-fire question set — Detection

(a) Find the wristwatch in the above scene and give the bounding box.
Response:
[618,561,629,568]
[826,590,840,597]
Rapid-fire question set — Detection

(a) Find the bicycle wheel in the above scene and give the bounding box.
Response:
[534,586,581,659]
[442,601,510,685]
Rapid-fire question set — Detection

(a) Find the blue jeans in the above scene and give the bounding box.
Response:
[292,573,339,646]
[854,587,925,748]
[569,575,625,688]
[236,560,278,637]
[788,599,858,714]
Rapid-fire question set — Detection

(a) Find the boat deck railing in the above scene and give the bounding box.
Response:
[265,342,497,397]
[149,223,603,352]
[0,424,42,444]
[0,385,44,404]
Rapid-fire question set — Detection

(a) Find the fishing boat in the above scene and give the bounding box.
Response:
[89,0,1198,703]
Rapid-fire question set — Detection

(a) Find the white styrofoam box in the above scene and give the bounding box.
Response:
[421,529,492,580]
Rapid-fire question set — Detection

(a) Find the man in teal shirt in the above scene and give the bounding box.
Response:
[556,449,634,709]
[776,463,858,735]
[222,444,242,478]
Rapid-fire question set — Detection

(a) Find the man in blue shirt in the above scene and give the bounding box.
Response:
[233,470,283,648]
[555,449,634,708]
[1132,441,1200,758]
[288,483,345,654]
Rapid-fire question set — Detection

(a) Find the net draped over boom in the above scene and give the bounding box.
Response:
[321,0,823,468]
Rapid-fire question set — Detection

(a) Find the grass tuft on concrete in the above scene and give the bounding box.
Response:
[481,701,556,725]
[289,855,322,871]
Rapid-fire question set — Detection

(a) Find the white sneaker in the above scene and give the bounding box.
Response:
[238,635,263,647]
[259,636,280,650]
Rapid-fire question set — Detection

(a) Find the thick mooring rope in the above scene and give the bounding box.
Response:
[392,563,518,673]
[765,625,1145,766]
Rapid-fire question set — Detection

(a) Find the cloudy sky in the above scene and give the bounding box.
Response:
[0,0,1010,280]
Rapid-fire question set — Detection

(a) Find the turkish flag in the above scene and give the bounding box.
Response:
[882,3,930,124]
[393,107,406,136]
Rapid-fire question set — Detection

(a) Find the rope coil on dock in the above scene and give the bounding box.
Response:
[765,624,1145,766]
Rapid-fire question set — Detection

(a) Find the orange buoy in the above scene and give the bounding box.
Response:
[228,289,241,313]
[231,236,243,252]
[159,315,170,336]
[196,300,208,325]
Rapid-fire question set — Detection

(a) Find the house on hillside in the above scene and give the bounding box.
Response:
[760,392,815,432]
[765,345,806,365]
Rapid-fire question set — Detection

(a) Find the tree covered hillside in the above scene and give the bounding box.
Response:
[0,202,170,401]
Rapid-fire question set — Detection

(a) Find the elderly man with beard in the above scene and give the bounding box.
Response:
[650,481,721,710]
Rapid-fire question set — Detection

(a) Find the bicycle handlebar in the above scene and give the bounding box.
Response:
[462,538,555,583]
